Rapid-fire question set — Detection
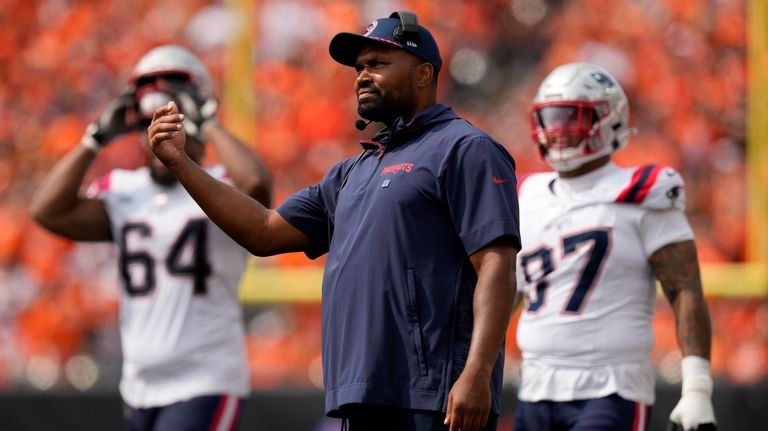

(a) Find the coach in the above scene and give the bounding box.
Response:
[148,11,520,431]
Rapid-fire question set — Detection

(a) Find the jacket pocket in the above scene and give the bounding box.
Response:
[406,269,428,377]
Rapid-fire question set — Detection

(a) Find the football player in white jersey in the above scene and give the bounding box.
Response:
[30,45,272,431]
[513,63,716,431]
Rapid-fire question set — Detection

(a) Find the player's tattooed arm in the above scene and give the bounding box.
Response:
[650,240,712,358]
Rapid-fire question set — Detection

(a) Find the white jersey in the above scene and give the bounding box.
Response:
[515,162,694,405]
[90,165,250,408]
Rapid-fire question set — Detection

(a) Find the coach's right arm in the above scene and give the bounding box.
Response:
[148,101,310,256]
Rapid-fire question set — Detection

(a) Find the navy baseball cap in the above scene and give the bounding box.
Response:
[329,11,442,73]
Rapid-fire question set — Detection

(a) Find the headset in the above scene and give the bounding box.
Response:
[390,11,421,42]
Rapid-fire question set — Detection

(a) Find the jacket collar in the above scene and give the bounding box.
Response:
[360,103,458,152]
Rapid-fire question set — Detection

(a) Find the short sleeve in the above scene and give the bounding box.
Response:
[276,160,348,259]
[441,137,521,255]
[639,208,695,256]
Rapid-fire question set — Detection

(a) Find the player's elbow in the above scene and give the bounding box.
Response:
[30,210,68,239]
[249,184,273,209]
[240,175,273,209]
[29,198,56,230]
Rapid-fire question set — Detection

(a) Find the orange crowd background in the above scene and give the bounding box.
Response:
[0,0,764,393]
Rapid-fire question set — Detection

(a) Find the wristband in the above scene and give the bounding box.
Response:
[81,133,101,154]
[680,355,713,395]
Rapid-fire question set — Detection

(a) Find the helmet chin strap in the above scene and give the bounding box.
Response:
[548,156,593,172]
[544,117,636,173]
[545,138,611,172]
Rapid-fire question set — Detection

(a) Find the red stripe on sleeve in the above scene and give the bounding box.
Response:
[633,165,664,203]
[615,164,664,203]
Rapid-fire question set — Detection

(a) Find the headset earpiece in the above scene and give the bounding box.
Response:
[389,11,421,42]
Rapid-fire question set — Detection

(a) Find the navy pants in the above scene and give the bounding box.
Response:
[339,404,498,431]
[514,394,651,431]
[125,394,244,431]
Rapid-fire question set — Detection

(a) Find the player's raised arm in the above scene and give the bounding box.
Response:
[30,93,138,242]
[148,101,308,256]
[204,120,273,206]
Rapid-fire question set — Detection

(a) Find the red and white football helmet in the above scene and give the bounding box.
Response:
[530,62,635,172]
[130,45,214,124]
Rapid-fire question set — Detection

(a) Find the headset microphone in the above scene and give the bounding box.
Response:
[355,119,373,131]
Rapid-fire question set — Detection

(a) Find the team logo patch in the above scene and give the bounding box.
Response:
[381,163,414,176]
[666,186,681,202]
[363,20,377,36]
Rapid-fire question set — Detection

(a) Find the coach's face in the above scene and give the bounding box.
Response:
[354,45,423,125]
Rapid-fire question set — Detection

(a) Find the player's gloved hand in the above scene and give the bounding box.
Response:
[164,82,218,143]
[81,92,139,153]
[667,356,717,431]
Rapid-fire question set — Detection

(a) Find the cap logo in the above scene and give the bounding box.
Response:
[406,41,418,47]
[363,20,377,36]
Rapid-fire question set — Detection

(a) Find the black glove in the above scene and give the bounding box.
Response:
[81,92,140,152]
[163,82,218,143]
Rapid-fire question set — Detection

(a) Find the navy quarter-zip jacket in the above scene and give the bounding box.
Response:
[277,103,520,416]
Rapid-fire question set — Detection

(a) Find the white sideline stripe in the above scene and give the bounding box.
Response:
[214,395,238,431]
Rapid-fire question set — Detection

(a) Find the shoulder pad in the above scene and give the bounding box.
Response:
[615,164,686,210]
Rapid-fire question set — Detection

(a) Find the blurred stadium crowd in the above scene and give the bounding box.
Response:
[1,0,765,394]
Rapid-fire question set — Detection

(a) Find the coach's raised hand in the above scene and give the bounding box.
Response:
[148,101,187,168]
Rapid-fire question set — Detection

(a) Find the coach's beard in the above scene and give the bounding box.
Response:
[358,95,387,123]
[359,87,415,122]
[358,87,418,127]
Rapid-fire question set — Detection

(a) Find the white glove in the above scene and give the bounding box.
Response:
[668,356,717,430]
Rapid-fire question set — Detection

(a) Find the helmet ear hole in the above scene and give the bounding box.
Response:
[611,122,622,149]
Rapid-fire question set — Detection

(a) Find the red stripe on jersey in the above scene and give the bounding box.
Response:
[615,164,664,204]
